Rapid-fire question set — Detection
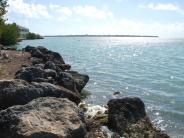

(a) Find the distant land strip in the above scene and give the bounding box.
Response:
[44,35,159,38]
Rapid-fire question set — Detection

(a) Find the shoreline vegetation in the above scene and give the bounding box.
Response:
[45,35,159,37]
[0,0,43,46]
[0,45,169,138]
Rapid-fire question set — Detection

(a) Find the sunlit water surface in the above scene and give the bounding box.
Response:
[17,37,184,138]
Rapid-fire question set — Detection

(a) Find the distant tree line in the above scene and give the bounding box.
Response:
[26,32,43,40]
[0,0,20,46]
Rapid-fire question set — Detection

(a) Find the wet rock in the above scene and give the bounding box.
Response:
[67,71,89,92]
[56,63,71,71]
[107,97,170,138]
[0,79,81,110]
[113,91,120,95]
[57,71,89,93]
[57,72,78,93]
[85,113,110,138]
[61,64,71,70]
[44,61,57,70]
[108,97,146,132]
[0,97,86,138]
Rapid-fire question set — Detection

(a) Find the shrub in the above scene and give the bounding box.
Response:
[0,23,20,45]
[26,32,43,39]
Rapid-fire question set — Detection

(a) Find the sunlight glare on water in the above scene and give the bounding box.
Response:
[18,37,184,137]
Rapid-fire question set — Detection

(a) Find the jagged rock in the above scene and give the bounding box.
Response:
[24,45,35,52]
[57,72,78,93]
[0,44,4,49]
[44,61,57,70]
[0,97,86,138]
[56,63,71,71]
[15,67,89,94]
[57,71,89,93]
[30,57,44,65]
[31,48,46,59]
[33,63,45,69]
[0,80,81,110]
[107,97,170,138]
[67,71,89,92]
[44,69,57,79]
[37,46,49,54]
[61,64,71,70]
[15,67,57,82]
[85,114,109,138]
[15,67,45,82]
[25,46,65,65]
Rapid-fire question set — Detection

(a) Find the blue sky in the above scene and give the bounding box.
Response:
[7,0,184,37]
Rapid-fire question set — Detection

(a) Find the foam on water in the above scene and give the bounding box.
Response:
[17,37,184,137]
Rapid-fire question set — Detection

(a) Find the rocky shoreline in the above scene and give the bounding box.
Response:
[0,46,170,138]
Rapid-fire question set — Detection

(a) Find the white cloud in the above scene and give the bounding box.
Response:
[8,0,113,21]
[148,3,179,11]
[8,0,51,18]
[139,3,184,15]
[73,5,113,19]
[49,4,72,21]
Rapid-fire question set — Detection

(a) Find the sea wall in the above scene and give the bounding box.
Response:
[0,46,169,138]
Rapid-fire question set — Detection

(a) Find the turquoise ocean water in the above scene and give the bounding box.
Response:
[17,37,184,137]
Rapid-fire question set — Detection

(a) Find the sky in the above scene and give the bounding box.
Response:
[6,0,184,37]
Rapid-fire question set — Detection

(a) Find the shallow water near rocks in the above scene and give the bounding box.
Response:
[17,37,184,138]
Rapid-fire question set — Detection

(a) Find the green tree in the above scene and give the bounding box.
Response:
[1,23,20,45]
[0,0,20,46]
[0,0,8,20]
[26,32,43,39]
[0,19,4,38]
[0,0,8,39]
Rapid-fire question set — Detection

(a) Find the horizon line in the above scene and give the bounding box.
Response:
[44,34,159,38]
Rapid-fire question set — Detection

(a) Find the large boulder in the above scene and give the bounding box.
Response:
[44,61,57,70]
[56,63,71,71]
[24,46,65,65]
[67,71,89,92]
[15,67,89,94]
[31,57,44,65]
[0,97,86,138]
[57,72,78,93]
[24,45,35,52]
[15,67,57,82]
[31,48,46,59]
[57,71,89,93]
[0,79,81,110]
[26,46,65,64]
[107,97,169,138]
[15,67,45,82]
[44,69,57,79]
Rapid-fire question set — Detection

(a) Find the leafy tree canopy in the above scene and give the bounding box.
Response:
[0,0,8,20]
